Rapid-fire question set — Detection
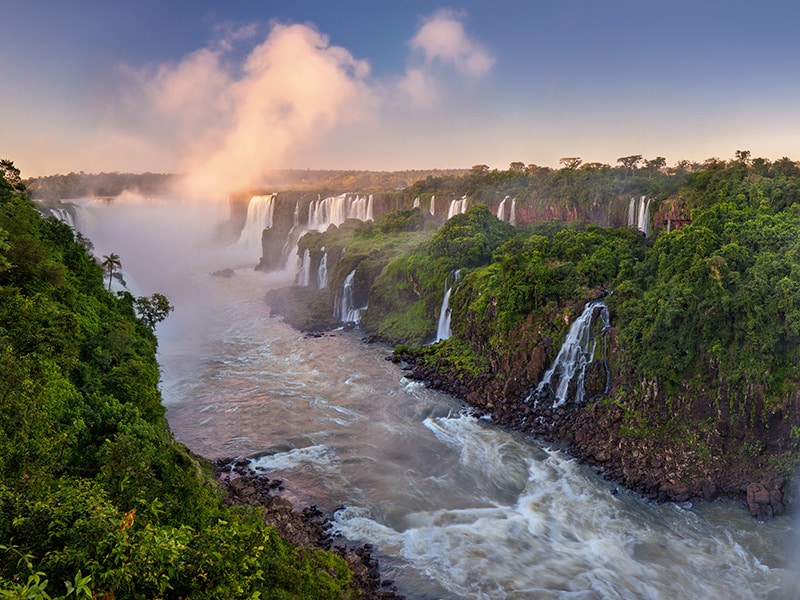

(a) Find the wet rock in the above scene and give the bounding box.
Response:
[746,482,773,520]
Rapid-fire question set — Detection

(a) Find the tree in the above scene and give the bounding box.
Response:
[559,157,582,169]
[617,155,643,177]
[645,156,667,173]
[735,149,752,164]
[509,162,526,173]
[134,293,174,330]
[470,164,490,174]
[101,253,121,292]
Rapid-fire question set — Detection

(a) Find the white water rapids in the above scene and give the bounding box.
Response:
[69,196,799,599]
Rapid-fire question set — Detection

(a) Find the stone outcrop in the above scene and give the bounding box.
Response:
[215,457,404,599]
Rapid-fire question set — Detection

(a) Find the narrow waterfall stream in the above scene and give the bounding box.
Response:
[72,196,799,599]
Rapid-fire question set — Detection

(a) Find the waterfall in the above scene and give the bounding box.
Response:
[308,193,374,231]
[530,300,611,407]
[430,195,436,216]
[497,197,507,222]
[335,270,365,323]
[317,250,328,289]
[413,197,420,209]
[47,206,76,228]
[237,194,276,253]
[297,249,311,287]
[435,270,461,342]
[447,196,468,219]
[510,198,517,227]
[627,195,651,236]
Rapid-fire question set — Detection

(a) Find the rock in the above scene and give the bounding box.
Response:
[746,482,774,520]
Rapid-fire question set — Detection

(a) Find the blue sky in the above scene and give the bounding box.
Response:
[3,1,800,186]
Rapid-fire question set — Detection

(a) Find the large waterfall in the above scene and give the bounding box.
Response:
[628,195,652,236]
[41,204,78,228]
[237,194,276,253]
[430,195,436,216]
[308,193,374,230]
[530,300,611,407]
[447,196,469,219]
[435,270,461,342]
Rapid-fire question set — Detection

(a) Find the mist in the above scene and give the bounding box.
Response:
[112,22,374,200]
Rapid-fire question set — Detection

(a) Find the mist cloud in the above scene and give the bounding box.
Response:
[115,23,373,198]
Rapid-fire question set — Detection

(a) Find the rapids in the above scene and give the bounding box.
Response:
[71,196,799,599]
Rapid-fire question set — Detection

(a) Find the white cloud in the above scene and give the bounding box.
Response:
[394,9,494,108]
[410,9,494,77]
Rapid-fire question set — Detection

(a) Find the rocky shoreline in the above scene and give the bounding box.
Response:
[214,457,404,599]
[394,355,794,522]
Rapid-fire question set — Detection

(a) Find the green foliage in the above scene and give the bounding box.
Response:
[364,204,514,343]
[133,292,174,330]
[0,160,361,599]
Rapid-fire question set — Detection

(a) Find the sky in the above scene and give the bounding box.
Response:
[3,1,800,192]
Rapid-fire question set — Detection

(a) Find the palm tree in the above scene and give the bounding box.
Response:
[101,253,122,292]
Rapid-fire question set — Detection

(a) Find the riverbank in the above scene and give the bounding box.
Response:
[215,457,404,599]
[393,350,794,522]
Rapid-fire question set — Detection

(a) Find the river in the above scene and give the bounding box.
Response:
[72,196,799,599]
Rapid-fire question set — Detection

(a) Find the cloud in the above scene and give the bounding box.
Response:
[395,9,494,108]
[410,9,494,77]
[107,23,374,198]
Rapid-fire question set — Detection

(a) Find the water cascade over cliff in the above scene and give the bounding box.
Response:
[435,270,461,342]
[496,196,517,225]
[309,193,374,230]
[628,195,652,236]
[42,204,78,228]
[430,195,436,216]
[317,249,328,289]
[447,196,469,219]
[297,249,312,287]
[530,300,611,407]
[496,196,507,222]
[237,194,276,254]
[334,270,366,324]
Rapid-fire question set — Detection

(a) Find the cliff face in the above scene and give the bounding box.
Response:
[396,291,798,521]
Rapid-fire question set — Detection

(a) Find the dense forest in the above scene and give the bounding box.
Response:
[24,169,469,202]
[271,152,800,519]
[0,160,365,598]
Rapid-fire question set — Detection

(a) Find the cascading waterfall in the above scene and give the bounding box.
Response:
[510,198,517,226]
[530,299,611,407]
[237,194,276,253]
[308,193,374,231]
[497,196,507,222]
[44,205,77,228]
[334,269,365,323]
[317,249,328,289]
[430,195,436,216]
[297,249,311,287]
[413,197,420,209]
[447,196,469,219]
[627,195,652,236]
[435,270,461,342]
